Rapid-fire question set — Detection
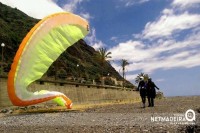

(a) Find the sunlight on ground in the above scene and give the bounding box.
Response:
[1,99,141,115]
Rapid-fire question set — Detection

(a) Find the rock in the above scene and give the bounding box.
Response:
[29,106,36,109]
[156,91,164,99]
[6,109,13,114]
[196,108,200,113]
[1,108,9,113]
[19,107,27,111]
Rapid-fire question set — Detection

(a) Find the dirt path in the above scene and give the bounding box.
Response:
[85,96,200,113]
[0,96,200,133]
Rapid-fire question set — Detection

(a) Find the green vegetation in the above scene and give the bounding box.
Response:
[0,2,38,63]
[0,2,135,88]
[95,48,112,78]
[120,59,129,88]
[135,72,150,84]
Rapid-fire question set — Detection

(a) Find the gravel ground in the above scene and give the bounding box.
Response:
[0,96,200,133]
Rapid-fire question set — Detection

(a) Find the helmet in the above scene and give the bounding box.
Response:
[140,76,144,80]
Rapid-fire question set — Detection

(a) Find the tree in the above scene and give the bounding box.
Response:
[135,72,149,84]
[121,59,129,88]
[95,48,112,84]
[57,67,67,79]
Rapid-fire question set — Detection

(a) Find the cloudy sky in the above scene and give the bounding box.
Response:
[0,0,200,96]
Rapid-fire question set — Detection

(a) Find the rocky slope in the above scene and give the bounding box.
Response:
[0,2,133,87]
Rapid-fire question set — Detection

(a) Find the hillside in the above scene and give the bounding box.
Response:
[0,2,134,87]
[0,2,39,59]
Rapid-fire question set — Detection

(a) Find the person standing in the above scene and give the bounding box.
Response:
[137,77,147,108]
[146,77,159,107]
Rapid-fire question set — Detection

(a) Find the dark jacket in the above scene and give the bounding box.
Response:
[146,81,159,98]
[138,80,146,97]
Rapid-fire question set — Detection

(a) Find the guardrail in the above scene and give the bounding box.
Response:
[0,75,136,91]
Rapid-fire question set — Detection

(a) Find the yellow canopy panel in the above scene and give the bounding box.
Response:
[7,12,89,109]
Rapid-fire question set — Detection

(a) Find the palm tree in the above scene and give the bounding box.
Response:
[135,72,149,84]
[95,48,112,84]
[121,59,129,88]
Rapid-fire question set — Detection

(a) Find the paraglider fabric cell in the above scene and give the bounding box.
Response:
[7,12,89,109]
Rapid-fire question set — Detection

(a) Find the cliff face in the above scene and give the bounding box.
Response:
[0,2,134,87]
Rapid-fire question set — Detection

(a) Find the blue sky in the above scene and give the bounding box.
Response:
[1,0,200,96]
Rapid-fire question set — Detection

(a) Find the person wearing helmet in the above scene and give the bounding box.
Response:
[146,77,160,107]
[137,76,147,108]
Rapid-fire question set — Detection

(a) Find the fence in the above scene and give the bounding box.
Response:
[0,76,140,107]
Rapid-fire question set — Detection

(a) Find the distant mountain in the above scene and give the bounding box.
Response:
[0,2,134,88]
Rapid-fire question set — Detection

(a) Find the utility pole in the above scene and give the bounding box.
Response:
[1,43,5,75]
[55,61,58,81]
[77,64,79,81]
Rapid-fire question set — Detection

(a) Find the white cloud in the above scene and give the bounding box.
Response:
[92,41,105,50]
[172,0,200,9]
[110,36,118,41]
[109,40,152,62]
[80,12,92,20]
[0,0,64,19]
[125,74,138,81]
[120,0,150,7]
[62,0,83,12]
[142,12,200,39]
[109,29,200,74]
[62,0,92,21]
[138,0,200,40]
[85,28,105,50]
[156,78,165,82]
[0,0,91,20]
[162,8,174,15]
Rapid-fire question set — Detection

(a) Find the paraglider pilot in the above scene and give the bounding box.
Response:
[146,77,159,107]
[137,76,146,108]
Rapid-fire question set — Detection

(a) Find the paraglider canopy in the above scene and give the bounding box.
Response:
[7,12,89,109]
